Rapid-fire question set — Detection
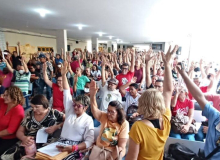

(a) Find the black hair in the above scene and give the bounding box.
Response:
[129,83,139,89]
[56,72,62,79]
[31,95,49,109]
[122,63,129,67]
[92,64,99,71]
[108,101,125,125]
[156,79,164,83]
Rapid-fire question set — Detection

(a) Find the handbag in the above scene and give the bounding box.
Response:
[89,145,122,160]
[171,110,198,134]
[168,143,196,160]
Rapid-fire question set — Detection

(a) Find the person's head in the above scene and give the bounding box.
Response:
[56,73,63,87]
[56,54,61,59]
[129,83,139,97]
[138,89,165,119]
[57,62,62,68]
[157,68,163,76]
[135,59,141,67]
[75,67,82,75]
[29,65,36,73]
[18,65,25,74]
[85,67,91,76]
[92,64,98,71]
[107,78,118,91]
[2,67,9,74]
[73,95,90,116]
[30,95,49,115]
[16,64,21,71]
[193,77,201,87]
[151,75,158,85]
[121,63,129,75]
[178,86,188,101]
[155,79,164,93]
[3,86,24,105]
[39,54,46,63]
[73,55,79,61]
[107,101,125,125]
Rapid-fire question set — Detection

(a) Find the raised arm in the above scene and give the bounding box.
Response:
[61,61,69,90]
[119,77,137,96]
[200,59,206,79]
[3,59,14,73]
[6,41,9,51]
[177,64,207,110]
[17,42,21,56]
[20,56,29,73]
[90,80,102,121]
[162,45,179,108]
[145,52,155,88]
[171,87,180,108]
[61,48,64,60]
[101,56,107,87]
[130,49,135,72]
[43,63,53,88]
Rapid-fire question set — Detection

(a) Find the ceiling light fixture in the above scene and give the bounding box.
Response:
[78,26,82,30]
[35,9,51,18]
[99,33,103,37]
[109,36,112,39]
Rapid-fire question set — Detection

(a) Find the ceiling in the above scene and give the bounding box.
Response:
[0,0,220,44]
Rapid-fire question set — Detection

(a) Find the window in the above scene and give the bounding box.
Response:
[38,47,53,53]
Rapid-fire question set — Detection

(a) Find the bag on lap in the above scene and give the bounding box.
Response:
[126,104,143,124]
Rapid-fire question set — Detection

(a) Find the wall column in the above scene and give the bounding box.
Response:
[56,29,67,56]
[107,41,112,52]
[91,37,98,52]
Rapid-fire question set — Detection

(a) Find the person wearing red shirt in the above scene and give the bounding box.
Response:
[170,86,195,141]
[116,49,135,92]
[0,86,25,156]
[70,52,84,74]
[43,64,73,112]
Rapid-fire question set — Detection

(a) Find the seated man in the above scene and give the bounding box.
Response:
[4,56,30,95]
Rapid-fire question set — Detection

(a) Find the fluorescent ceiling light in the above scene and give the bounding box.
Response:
[35,9,51,18]
[99,33,103,37]
[78,26,82,30]
[109,36,112,39]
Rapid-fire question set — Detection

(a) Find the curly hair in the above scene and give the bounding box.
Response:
[138,89,165,119]
[5,86,24,105]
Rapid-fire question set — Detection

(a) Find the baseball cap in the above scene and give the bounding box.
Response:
[38,54,46,59]
[108,78,119,85]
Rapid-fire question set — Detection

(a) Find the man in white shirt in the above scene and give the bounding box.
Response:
[99,78,122,112]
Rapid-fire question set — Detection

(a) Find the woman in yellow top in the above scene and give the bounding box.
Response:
[126,45,178,160]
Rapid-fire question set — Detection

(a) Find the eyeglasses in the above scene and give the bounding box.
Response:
[108,82,116,86]
[57,80,62,82]
[107,109,116,115]
[122,68,128,70]
[73,103,83,108]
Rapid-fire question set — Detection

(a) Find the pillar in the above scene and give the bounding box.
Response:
[113,43,117,52]
[107,41,112,52]
[56,29,67,57]
[120,44,123,51]
[0,31,6,51]
[91,37,98,52]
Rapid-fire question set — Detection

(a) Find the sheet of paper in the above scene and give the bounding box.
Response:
[36,127,48,143]
[37,142,68,157]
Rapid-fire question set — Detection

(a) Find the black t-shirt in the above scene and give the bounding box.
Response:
[146,83,154,89]
[12,55,21,69]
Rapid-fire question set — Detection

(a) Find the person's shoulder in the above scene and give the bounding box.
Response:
[14,104,25,115]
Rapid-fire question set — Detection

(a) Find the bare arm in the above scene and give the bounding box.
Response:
[16,125,27,141]
[125,138,140,160]
[0,129,11,137]
[119,77,136,96]
[6,41,9,51]
[111,138,127,159]
[20,56,29,73]
[3,59,14,73]
[145,51,154,88]
[130,49,135,72]
[17,42,21,56]
[200,59,206,79]
[207,74,215,92]
[187,108,194,126]
[61,61,70,90]
[171,92,179,108]
[61,48,64,60]
[162,46,179,108]
[90,80,102,121]
[101,56,106,87]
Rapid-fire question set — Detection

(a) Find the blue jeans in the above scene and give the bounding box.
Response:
[170,130,195,141]
[195,125,206,141]
[75,89,84,97]
[37,79,52,101]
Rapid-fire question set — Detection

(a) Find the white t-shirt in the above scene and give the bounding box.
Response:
[99,84,122,112]
[124,92,141,113]
[91,70,101,79]
[61,89,94,147]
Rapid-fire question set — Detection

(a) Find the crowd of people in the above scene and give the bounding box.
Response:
[0,41,220,160]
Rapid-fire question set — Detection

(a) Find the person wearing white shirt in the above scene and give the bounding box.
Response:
[56,61,94,160]
[91,64,101,81]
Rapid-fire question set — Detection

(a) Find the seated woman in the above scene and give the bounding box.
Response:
[0,86,25,156]
[125,45,178,160]
[170,85,195,141]
[55,62,94,160]
[1,94,65,159]
[90,80,129,159]
[83,67,93,80]
[91,64,101,81]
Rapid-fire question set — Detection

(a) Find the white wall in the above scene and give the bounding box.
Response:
[4,32,87,54]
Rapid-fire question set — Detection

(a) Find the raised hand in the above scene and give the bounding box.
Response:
[61,61,68,75]
[17,42,20,46]
[90,80,99,97]
[161,45,178,65]
[131,77,137,83]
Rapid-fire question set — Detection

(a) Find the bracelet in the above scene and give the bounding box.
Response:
[75,145,78,151]
[72,145,78,152]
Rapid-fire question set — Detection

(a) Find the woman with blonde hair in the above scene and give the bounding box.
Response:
[126,45,178,160]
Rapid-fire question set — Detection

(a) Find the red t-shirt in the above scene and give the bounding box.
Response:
[70,60,83,73]
[52,83,73,112]
[116,71,134,89]
[188,86,208,100]
[0,70,13,88]
[171,98,194,116]
[205,94,220,111]
[0,98,24,139]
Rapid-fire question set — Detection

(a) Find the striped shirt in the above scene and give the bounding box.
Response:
[13,71,31,94]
